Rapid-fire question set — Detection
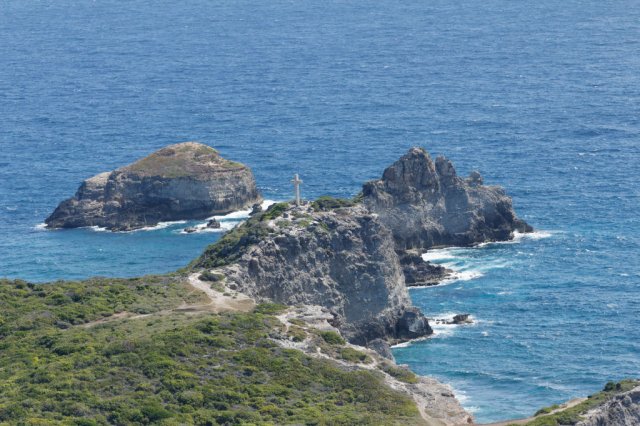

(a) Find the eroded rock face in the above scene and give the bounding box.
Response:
[201,204,432,345]
[400,251,452,287]
[363,147,532,250]
[45,142,262,231]
[577,385,640,426]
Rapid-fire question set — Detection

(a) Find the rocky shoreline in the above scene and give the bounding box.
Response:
[36,144,539,424]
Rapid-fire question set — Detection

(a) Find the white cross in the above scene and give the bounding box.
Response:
[291,174,303,205]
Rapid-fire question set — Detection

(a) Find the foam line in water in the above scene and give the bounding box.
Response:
[178,200,281,234]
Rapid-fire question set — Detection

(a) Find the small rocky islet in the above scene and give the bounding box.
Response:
[11,143,635,424]
[45,142,262,231]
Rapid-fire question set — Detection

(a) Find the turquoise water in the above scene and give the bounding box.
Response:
[1,0,639,422]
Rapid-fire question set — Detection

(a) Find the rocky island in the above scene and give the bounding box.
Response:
[45,142,262,231]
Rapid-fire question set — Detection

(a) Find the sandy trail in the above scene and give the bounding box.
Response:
[183,273,254,313]
[80,273,254,328]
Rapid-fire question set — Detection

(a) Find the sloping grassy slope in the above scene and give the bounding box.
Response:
[0,278,422,425]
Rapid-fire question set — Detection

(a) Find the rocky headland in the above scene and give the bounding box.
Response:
[193,147,531,352]
[45,142,262,231]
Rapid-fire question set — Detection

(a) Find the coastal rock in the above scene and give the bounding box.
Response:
[250,203,263,215]
[197,203,432,345]
[45,142,262,231]
[363,147,532,250]
[450,314,472,324]
[206,218,221,229]
[577,385,640,426]
[400,250,452,286]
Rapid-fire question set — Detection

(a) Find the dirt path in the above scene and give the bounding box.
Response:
[80,273,254,328]
[183,273,254,313]
[478,397,587,426]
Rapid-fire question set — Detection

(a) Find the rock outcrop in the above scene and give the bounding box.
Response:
[577,385,640,426]
[196,203,432,346]
[45,142,262,231]
[193,147,531,345]
[363,147,532,250]
[400,250,452,287]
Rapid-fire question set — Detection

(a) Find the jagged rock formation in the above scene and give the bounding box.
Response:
[194,147,530,347]
[400,250,452,287]
[45,142,262,231]
[577,385,640,426]
[363,147,532,250]
[196,203,431,346]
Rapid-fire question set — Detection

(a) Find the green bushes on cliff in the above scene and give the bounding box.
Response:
[0,278,423,425]
[525,379,640,425]
[311,195,359,211]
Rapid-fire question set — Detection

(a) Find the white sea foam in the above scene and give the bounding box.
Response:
[177,200,280,234]
[34,223,47,230]
[390,336,429,348]
[136,220,187,232]
[419,230,555,287]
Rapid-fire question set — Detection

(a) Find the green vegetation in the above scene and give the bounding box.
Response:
[252,302,288,315]
[260,202,289,222]
[318,330,346,346]
[534,404,560,416]
[380,363,420,384]
[194,215,271,269]
[311,196,360,211]
[339,348,372,364]
[0,278,424,425]
[124,143,243,178]
[198,271,224,282]
[287,326,307,342]
[525,379,639,425]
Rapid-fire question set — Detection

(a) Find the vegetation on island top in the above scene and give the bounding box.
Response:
[0,277,424,425]
[123,143,245,179]
[522,379,639,426]
[310,194,363,212]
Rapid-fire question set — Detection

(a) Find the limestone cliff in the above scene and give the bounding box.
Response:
[45,142,262,231]
[195,203,431,346]
[363,147,532,250]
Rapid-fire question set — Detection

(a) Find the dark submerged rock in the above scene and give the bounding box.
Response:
[45,142,262,231]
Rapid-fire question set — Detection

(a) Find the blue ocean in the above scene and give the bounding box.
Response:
[1,0,639,422]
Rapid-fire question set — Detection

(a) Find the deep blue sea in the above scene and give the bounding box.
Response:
[1,0,639,422]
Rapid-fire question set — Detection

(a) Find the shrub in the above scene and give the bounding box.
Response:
[319,331,345,345]
[339,348,371,364]
[199,271,224,282]
[260,202,289,221]
[253,303,288,315]
[380,363,419,384]
[311,196,358,211]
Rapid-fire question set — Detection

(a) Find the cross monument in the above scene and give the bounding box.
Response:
[291,174,303,206]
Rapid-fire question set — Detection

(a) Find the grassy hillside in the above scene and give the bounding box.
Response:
[0,277,423,425]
